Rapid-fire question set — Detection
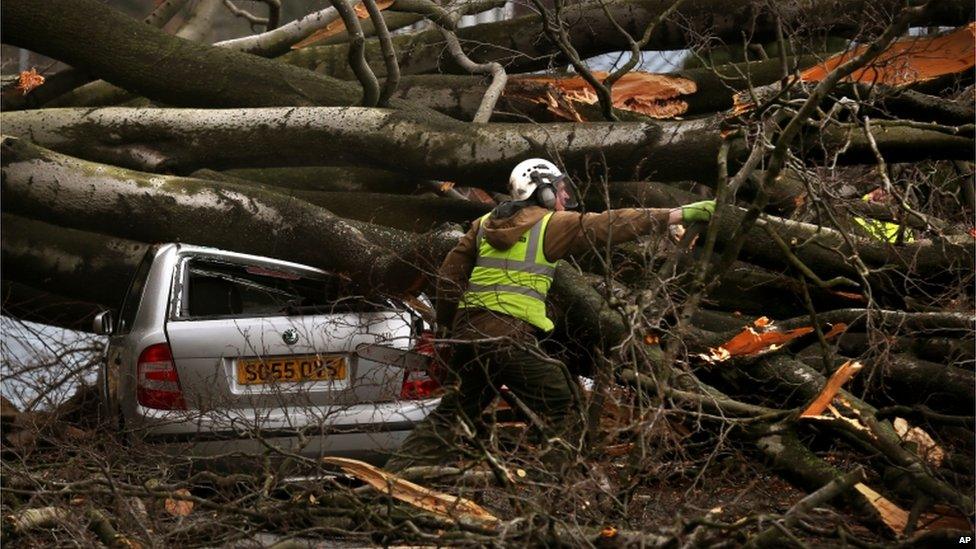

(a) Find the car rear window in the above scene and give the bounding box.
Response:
[176,258,391,320]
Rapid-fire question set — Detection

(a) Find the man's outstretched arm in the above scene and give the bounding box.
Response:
[544,201,714,259]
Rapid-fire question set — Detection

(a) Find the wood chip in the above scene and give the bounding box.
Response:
[893,417,945,467]
[800,361,863,418]
[323,457,499,526]
[855,482,909,534]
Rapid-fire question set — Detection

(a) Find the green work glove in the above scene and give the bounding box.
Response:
[681,200,715,223]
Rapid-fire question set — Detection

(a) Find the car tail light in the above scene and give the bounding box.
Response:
[136,343,187,410]
[400,331,443,400]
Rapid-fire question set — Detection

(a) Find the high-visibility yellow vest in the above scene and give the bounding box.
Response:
[458,212,558,331]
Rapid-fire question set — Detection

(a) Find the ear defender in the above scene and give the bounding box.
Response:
[536,185,556,209]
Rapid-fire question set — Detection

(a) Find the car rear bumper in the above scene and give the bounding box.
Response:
[129,399,438,465]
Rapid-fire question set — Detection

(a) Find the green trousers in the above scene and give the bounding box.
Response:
[385,340,580,472]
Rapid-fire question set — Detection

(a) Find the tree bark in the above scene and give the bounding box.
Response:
[394,56,823,121]
[0,137,418,292]
[4,107,971,187]
[1,0,364,108]
[280,0,972,78]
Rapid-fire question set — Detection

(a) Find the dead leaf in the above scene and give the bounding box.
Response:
[893,418,945,467]
[801,23,976,87]
[323,457,499,526]
[855,483,909,534]
[291,0,394,49]
[800,361,863,417]
[16,68,44,95]
[164,489,193,517]
[644,334,660,345]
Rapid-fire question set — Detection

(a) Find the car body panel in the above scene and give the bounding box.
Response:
[102,243,438,465]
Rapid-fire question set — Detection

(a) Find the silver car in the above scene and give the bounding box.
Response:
[94,243,440,469]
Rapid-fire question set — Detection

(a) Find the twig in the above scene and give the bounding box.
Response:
[330,0,381,107]
[438,28,506,123]
[222,0,269,28]
[263,0,282,30]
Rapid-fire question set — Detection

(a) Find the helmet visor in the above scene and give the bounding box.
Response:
[551,175,579,211]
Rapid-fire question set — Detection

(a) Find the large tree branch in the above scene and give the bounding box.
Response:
[280,0,973,78]
[3,107,971,185]
[0,0,365,108]
[0,137,420,293]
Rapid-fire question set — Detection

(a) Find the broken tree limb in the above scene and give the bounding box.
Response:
[0,137,417,293]
[280,0,973,78]
[4,107,971,188]
[330,0,381,107]
[729,354,973,514]
[1,214,147,311]
[189,170,493,230]
[391,56,821,122]
[776,309,975,338]
[0,0,365,108]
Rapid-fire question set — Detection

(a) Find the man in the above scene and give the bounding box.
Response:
[385,158,714,473]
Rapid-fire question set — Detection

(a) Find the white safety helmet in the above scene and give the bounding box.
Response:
[508,158,579,210]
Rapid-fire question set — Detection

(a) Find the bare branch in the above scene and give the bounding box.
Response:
[330,0,381,107]
[438,28,506,123]
[363,0,400,106]
[222,0,269,28]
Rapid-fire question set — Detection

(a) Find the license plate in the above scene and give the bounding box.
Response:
[236,355,347,385]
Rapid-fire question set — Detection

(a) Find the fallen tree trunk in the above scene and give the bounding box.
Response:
[193,169,492,230]
[4,107,971,187]
[215,167,428,194]
[793,349,975,415]
[1,0,366,108]
[0,137,420,292]
[1,214,146,310]
[280,0,972,78]
[393,56,822,121]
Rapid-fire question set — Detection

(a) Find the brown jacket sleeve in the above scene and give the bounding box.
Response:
[434,219,480,328]
[544,208,671,260]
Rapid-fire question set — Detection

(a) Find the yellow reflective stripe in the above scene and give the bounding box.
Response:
[466,284,545,301]
[473,257,556,275]
[534,212,556,265]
